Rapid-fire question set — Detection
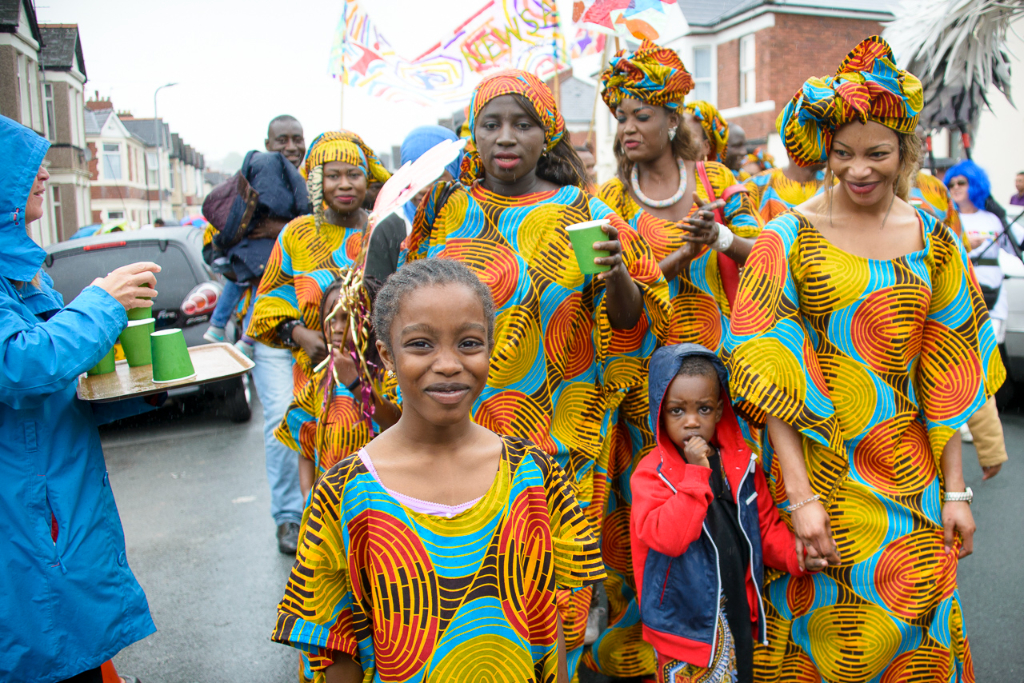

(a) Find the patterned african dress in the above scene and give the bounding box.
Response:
[589,162,762,679]
[408,180,672,669]
[275,367,376,483]
[744,168,825,223]
[723,210,1004,682]
[913,171,965,242]
[273,434,607,683]
[247,215,365,393]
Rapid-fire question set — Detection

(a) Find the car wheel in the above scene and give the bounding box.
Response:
[223,374,252,423]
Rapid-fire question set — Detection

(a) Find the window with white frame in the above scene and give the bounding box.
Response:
[147,152,158,186]
[692,46,713,103]
[44,83,55,141]
[102,143,122,180]
[739,34,756,107]
[107,211,124,220]
[51,186,62,237]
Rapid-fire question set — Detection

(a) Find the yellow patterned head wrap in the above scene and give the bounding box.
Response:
[777,35,922,167]
[302,130,390,183]
[600,39,694,112]
[684,101,729,162]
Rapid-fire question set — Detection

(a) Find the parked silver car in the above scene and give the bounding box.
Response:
[43,227,251,422]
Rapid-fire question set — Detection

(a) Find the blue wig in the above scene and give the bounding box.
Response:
[944,160,991,210]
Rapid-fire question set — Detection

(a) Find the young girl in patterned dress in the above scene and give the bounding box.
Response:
[273,258,606,683]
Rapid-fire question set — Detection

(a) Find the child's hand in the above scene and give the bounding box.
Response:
[682,436,712,468]
[796,538,829,573]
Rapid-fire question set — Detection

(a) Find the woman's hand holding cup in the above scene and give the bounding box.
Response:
[92,262,161,313]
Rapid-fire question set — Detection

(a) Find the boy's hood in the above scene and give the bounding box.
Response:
[648,343,752,479]
[0,115,50,282]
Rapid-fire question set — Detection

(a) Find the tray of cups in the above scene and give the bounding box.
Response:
[77,319,255,402]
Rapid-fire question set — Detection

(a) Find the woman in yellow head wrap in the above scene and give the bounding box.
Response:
[248,130,391,400]
[590,38,765,682]
[724,36,1002,681]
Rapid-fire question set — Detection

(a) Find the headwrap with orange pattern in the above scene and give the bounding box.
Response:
[684,101,729,162]
[460,69,565,184]
[302,130,390,184]
[777,35,922,167]
[600,39,694,112]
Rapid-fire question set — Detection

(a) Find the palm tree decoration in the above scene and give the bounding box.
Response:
[884,0,1024,160]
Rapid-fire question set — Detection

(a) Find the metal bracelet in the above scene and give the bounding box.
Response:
[785,493,821,513]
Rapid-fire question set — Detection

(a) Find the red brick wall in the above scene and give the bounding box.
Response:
[714,14,884,140]
[91,186,149,200]
[717,39,739,110]
[87,142,99,181]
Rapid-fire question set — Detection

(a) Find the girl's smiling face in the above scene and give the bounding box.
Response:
[377,283,491,428]
[321,288,352,362]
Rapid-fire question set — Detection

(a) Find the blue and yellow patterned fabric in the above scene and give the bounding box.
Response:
[247,215,365,392]
[591,161,762,679]
[722,209,1004,681]
[273,435,606,683]
[744,167,825,223]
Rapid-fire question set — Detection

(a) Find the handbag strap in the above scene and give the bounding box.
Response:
[695,162,740,312]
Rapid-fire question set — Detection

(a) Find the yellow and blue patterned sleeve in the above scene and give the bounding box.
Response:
[273,460,363,675]
[247,219,303,346]
[587,195,673,394]
[917,216,1006,456]
[526,439,607,590]
[706,161,764,239]
[275,370,322,460]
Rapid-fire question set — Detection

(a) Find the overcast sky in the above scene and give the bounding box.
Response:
[40,0,587,170]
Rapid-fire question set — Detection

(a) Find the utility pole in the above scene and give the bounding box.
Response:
[153,82,177,221]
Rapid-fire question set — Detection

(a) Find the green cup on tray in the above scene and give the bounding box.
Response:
[150,328,196,383]
[127,282,153,321]
[119,318,155,367]
[566,219,611,275]
[87,345,116,376]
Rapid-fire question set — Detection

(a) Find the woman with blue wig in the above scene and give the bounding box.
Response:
[944,159,1016,479]
[363,125,461,283]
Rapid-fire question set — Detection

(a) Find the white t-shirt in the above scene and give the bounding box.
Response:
[962,209,1023,320]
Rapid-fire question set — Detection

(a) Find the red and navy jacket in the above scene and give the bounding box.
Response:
[630,343,803,667]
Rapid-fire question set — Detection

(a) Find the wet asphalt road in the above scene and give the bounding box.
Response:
[104,394,1023,682]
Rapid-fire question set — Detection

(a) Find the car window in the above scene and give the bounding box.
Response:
[44,241,199,309]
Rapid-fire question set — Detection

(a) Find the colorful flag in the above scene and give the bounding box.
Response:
[330,0,568,107]
[570,26,607,59]
[571,0,688,41]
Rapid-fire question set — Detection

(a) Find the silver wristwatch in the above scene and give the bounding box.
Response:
[943,486,974,504]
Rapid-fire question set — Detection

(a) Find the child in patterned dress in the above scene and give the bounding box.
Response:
[630,344,817,683]
[273,258,606,683]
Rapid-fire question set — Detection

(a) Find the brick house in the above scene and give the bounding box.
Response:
[84,101,152,227]
[38,24,90,241]
[667,0,899,161]
[0,0,59,245]
[121,115,173,223]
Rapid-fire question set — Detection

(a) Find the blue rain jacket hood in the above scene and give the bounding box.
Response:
[0,115,49,281]
[0,115,156,681]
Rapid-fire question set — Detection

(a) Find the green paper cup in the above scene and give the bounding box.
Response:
[87,345,116,376]
[119,318,155,367]
[566,219,611,275]
[127,282,153,321]
[150,329,196,383]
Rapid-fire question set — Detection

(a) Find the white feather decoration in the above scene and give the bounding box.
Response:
[884,0,1024,130]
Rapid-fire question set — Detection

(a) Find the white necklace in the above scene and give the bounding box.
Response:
[631,158,687,208]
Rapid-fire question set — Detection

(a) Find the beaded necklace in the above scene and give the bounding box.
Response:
[631,158,687,208]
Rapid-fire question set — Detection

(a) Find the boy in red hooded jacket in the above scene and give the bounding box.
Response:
[630,344,823,682]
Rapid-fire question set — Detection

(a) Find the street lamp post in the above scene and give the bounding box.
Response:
[153,82,177,222]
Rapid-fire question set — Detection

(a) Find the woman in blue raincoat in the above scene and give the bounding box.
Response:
[0,115,163,682]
